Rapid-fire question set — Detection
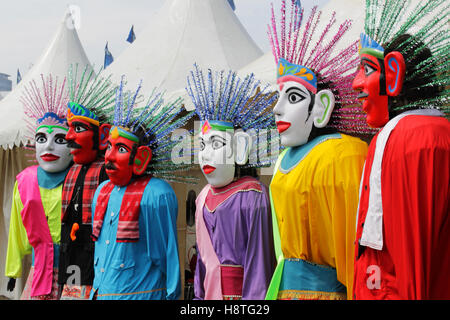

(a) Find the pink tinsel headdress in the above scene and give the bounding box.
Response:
[268,0,377,135]
[21,74,70,144]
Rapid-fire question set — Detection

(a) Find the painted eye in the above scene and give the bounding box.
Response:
[74,125,87,133]
[212,140,225,150]
[199,141,205,151]
[118,146,128,153]
[288,92,305,104]
[55,135,67,144]
[35,134,47,144]
[364,64,376,76]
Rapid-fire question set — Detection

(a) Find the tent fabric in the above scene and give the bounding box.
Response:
[102,0,263,111]
[0,8,91,299]
[0,147,33,299]
[0,9,92,150]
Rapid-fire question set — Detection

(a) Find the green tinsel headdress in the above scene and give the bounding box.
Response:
[361,0,449,116]
[67,64,117,125]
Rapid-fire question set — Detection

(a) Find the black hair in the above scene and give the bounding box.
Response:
[128,125,157,170]
[383,33,440,117]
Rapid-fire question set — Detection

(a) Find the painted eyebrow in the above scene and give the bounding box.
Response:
[210,135,227,142]
[55,133,67,138]
[71,121,89,128]
[361,57,379,68]
[115,142,132,151]
[286,86,308,96]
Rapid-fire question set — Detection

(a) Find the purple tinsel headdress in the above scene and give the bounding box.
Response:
[268,0,376,135]
[21,74,69,143]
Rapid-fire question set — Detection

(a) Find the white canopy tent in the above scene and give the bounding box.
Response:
[0,8,91,300]
[102,0,263,111]
[0,9,92,149]
[237,0,365,88]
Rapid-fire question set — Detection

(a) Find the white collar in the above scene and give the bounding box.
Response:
[360,109,443,250]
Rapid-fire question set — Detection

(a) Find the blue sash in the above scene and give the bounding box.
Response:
[278,258,346,300]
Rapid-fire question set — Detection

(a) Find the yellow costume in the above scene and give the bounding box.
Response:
[267,133,367,300]
[5,181,62,279]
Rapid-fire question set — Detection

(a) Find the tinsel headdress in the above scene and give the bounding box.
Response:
[67,64,117,126]
[22,74,69,144]
[112,76,197,184]
[361,0,449,116]
[268,0,376,135]
[186,64,280,169]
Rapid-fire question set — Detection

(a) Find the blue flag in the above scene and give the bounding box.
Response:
[126,25,136,43]
[17,69,22,84]
[227,0,235,11]
[104,42,114,69]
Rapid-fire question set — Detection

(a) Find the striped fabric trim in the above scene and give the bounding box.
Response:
[278,289,347,300]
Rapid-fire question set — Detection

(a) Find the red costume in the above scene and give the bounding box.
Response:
[354,114,450,299]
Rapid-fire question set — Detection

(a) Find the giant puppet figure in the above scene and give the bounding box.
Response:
[186,65,278,300]
[89,79,195,299]
[265,0,373,300]
[352,0,450,300]
[58,66,116,299]
[5,75,72,299]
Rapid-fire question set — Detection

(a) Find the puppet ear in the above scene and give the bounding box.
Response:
[98,124,111,150]
[313,89,335,128]
[384,51,406,97]
[234,131,252,166]
[133,146,152,176]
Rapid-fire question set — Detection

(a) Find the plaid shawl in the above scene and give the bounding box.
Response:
[61,159,105,224]
[91,175,152,243]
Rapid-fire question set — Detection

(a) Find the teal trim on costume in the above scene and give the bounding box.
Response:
[37,166,70,189]
[32,244,60,268]
[280,133,341,173]
[279,258,346,294]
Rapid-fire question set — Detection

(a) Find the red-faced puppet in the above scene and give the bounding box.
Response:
[353,34,406,128]
[66,102,111,164]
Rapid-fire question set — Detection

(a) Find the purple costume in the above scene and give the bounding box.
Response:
[194,176,276,300]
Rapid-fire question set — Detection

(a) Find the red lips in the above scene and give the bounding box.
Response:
[40,153,60,162]
[202,165,216,175]
[276,121,291,134]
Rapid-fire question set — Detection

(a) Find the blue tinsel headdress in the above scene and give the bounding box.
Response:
[186,64,280,168]
[112,76,197,184]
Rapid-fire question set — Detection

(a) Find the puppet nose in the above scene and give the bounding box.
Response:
[352,70,364,91]
[65,127,75,140]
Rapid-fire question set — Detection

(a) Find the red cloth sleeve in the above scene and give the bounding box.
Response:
[381,115,450,299]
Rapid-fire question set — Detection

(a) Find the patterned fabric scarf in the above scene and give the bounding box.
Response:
[61,159,105,224]
[91,175,152,243]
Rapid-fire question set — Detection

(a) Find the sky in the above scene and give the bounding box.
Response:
[0,0,329,87]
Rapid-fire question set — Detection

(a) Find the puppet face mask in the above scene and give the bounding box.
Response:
[352,54,390,128]
[273,81,315,147]
[65,103,111,164]
[198,121,251,188]
[273,80,335,147]
[35,126,72,173]
[66,118,99,164]
[199,127,235,188]
[105,127,152,186]
[352,35,406,128]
